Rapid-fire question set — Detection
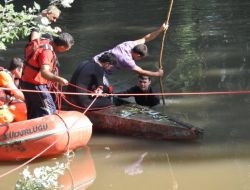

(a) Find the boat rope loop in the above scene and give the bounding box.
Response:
[0,92,92,179]
[55,112,71,152]
[0,110,86,179]
[0,133,63,178]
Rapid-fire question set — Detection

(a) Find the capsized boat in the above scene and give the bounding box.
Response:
[0,110,92,161]
[85,104,203,141]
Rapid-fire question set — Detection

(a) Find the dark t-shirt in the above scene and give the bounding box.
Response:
[68,60,112,109]
[118,86,160,107]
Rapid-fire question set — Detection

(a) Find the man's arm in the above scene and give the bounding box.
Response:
[40,65,68,86]
[0,72,25,101]
[134,22,169,45]
[5,82,25,101]
[132,65,163,77]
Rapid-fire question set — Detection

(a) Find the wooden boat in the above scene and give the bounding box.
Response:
[85,104,203,141]
[0,110,92,161]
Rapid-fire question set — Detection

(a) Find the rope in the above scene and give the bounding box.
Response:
[114,90,250,96]
[61,94,110,111]
[0,82,99,178]
[158,0,174,105]
[55,113,71,152]
[83,96,99,114]
[0,109,89,179]
[2,87,250,97]
[2,86,250,97]
[0,133,64,178]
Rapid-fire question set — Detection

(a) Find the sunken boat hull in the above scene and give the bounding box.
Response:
[86,104,203,141]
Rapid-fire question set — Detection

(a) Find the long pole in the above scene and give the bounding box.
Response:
[158,0,174,105]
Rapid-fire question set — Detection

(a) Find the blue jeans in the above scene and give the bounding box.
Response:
[21,81,56,119]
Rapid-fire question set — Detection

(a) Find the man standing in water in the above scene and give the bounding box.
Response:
[115,75,160,107]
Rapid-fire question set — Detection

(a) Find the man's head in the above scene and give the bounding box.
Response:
[53,32,74,52]
[42,5,61,23]
[131,44,148,61]
[137,75,151,92]
[98,52,118,72]
[8,57,23,79]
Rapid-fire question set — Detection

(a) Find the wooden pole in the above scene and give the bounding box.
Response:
[158,0,174,105]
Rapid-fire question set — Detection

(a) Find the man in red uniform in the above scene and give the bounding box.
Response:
[21,32,74,119]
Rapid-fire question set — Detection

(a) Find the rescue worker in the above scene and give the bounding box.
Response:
[68,52,118,109]
[21,32,74,119]
[0,57,25,123]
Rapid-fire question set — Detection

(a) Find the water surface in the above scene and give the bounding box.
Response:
[0,0,250,189]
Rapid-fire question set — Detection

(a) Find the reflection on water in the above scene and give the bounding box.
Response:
[0,147,96,190]
[124,152,148,176]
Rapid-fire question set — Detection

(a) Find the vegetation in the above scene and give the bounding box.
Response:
[0,0,74,50]
[15,162,68,190]
[0,0,39,50]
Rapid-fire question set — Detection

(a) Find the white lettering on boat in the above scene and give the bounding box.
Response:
[3,123,48,140]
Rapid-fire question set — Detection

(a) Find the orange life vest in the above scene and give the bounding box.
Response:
[22,38,58,85]
[0,67,27,122]
[0,67,12,106]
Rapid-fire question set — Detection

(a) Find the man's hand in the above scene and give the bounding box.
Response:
[157,68,164,77]
[91,87,103,97]
[54,26,62,33]
[57,77,68,86]
[94,87,103,95]
[161,22,169,32]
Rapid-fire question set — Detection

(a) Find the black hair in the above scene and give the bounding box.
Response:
[53,32,74,47]
[138,74,151,81]
[8,57,23,71]
[132,44,148,57]
[98,52,118,66]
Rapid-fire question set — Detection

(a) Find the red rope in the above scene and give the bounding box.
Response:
[2,84,250,111]
[2,87,250,96]
[114,90,250,96]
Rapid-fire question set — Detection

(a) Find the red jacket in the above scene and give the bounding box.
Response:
[22,39,57,85]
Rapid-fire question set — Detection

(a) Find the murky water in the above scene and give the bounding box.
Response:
[1,0,250,189]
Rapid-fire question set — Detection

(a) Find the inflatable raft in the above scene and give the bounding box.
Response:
[0,110,92,161]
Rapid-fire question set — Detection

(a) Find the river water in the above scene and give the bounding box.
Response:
[1,0,250,189]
